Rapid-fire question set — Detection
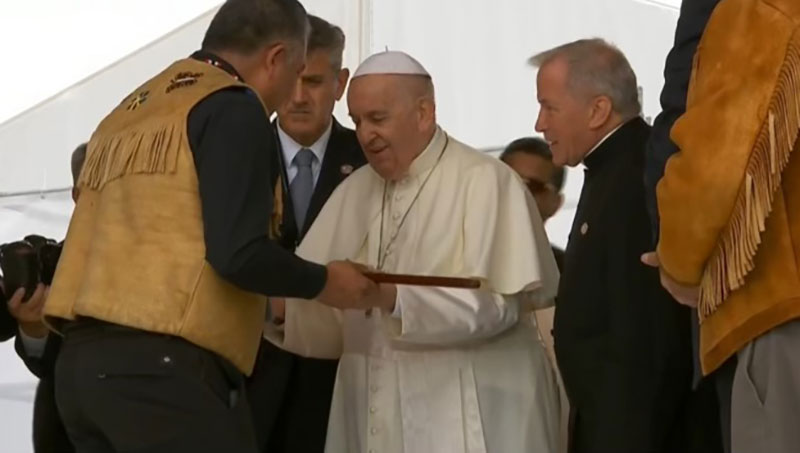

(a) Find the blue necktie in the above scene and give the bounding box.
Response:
[290,148,315,229]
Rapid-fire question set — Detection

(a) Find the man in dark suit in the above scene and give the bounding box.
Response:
[0,280,14,341]
[9,284,70,453]
[3,143,86,453]
[246,15,366,453]
[499,137,566,271]
[643,2,730,452]
[531,38,693,453]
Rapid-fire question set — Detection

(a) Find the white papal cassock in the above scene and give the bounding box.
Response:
[266,127,561,453]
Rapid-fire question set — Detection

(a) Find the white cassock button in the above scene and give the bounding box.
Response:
[392,211,401,220]
[394,194,403,201]
[370,406,378,414]
[371,428,379,435]
[370,385,379,393]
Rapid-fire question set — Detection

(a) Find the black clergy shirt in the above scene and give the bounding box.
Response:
[186,51,326,298]
[554,118,692,452]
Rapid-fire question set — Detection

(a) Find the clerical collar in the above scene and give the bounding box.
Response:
[406,126,447,178]
[276,120,333,170]
[584,122,625,161]
[191,50,244,82]
[583,117,641,169]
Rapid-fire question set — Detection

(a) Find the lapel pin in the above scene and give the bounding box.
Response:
[580,222,589,235]
[340,164,354,176]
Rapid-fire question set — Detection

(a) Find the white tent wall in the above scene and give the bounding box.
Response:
[0,0,225,125]
[0,9,219,251]
[0,5,219,196]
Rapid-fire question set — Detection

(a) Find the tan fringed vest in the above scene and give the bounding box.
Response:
[45,58,273,375]
[657,0,800,374]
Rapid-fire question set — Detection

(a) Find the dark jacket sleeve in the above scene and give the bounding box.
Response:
[645,0,721,241]
[0,278,16,342]
[14,334,62,378]
[188,88,327,299]
[593,174,692,451]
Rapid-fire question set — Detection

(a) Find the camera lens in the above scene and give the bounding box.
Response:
[23,235,53,253]
[0,241,40,302]
[39,242,63,285]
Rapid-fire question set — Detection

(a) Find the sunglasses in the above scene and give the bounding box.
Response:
[525,178,555,194]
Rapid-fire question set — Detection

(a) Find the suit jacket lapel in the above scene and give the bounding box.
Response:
[272,122,299,245]
[303,121,347,238]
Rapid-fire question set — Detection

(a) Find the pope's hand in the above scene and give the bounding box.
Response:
[317,261,378,309]
[641,252,699,308]
[7,284,50,338]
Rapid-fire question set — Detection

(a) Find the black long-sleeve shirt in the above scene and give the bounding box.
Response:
[0,279,15,342]
[642,0,725,389]
[644,0,721,241]
[187,51,326,298]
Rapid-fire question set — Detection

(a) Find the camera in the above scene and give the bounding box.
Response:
[0,235,63,302]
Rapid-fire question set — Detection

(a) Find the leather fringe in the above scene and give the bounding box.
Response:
[271,176,284,239]
[78,122,183,190]
[699,35,800,320]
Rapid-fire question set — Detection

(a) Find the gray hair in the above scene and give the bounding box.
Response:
[528,38,641,119]
[202,0,309,55]
[71,143,87,185]
[307,15,346,71]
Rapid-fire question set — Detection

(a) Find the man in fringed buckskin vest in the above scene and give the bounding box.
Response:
[649,0,800,451]
[43,1,377,451]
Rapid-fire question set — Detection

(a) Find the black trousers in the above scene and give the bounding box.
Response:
[714,356,737,453]
[33,376,75,453]
[54,320,258,453]
[680,374,724,453]
[247,339,338,453]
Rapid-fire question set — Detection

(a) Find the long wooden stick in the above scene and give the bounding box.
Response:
[363,272,481,289]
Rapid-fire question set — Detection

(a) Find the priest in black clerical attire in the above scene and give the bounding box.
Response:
[43,2,377,452]
[530,39,693,452]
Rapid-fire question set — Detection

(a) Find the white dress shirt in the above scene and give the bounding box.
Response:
[19,327,47,358]
[277,120,333,186]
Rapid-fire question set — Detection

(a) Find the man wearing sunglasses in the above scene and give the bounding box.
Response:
[500,137,566,271]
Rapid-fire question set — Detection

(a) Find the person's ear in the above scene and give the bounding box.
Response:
[262,42,289,76]
[335,68,350,101]
[416,97,436,131]
[588,95,613,130]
